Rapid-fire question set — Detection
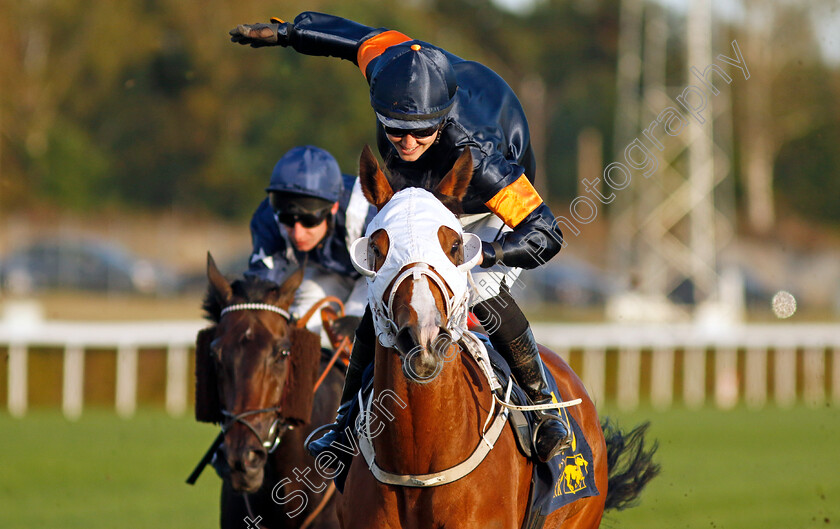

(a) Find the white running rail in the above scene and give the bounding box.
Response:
[2,317,838,418]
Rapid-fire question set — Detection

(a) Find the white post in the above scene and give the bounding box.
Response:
[8,343,28,418]
[554,347,570,362]
[774,346,797,408]
[617,347,641,410]
[683,346,706,408]
[115,344,139,418]
[62,344,85,420]
[802,346,824,407]
[745,346,767,409]
[166,344,189,417]
[833,347,840,405]
[583,347,606,405]
[714,347,739,409]
[651,346,674,410]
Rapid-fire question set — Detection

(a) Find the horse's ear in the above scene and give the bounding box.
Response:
[276,266,304,310]
[207,252,233,304]
[435,148,473,202]
[359,144,394,210]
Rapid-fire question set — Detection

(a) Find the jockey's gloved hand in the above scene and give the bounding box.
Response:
[480,241,504,269]
[229,18,292,47]
[331,315,362,340]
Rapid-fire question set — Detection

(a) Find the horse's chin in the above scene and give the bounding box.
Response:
[229,469,265,494]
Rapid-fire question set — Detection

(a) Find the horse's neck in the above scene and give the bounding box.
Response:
[372,345,492,474]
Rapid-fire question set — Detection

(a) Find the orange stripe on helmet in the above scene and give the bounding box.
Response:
[357,30,412,78]
[484,175,543,228]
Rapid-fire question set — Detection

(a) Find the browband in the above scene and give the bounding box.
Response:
[220,303,291,320]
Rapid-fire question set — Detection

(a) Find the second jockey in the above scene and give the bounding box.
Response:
[247,145,375,347]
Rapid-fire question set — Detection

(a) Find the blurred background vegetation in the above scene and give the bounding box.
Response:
[2,0,837,222]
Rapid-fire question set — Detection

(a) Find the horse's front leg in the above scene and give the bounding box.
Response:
[338,466,401,529]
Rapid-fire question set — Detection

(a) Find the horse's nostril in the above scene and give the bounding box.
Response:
[395,327,417,356]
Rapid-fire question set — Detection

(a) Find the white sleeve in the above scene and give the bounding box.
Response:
[344,178,370,248]
[344,276,369,317]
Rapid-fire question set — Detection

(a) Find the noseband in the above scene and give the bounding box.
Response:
[218,303,293,454]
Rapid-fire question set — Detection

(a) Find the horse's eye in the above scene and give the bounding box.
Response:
[273,343,291,359]
[368,244,381,268]
[451,240,461,254]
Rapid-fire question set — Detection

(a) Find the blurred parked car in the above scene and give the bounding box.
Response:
[519,257,616,306]
[0,239,179,296]
[176,253,250,294]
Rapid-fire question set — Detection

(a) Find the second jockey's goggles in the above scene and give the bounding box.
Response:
[269,192,333,228]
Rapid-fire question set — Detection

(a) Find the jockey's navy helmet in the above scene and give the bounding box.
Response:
[369,42,458,130]
[266,146,343,205]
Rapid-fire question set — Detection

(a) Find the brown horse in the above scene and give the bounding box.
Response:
[194,254,344,529]
[334,147,657,529]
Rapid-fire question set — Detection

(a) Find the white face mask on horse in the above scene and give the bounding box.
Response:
[349,187,482,348]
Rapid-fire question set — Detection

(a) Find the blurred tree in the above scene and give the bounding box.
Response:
[429,0,620,202]
[0,0,160,211]
[734,0,838,234]
[775,121,840,224]
[0,0,837,233]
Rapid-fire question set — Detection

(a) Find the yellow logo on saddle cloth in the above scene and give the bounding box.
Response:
[557,453,590,495]
[530,389,598,513]
[553,404,590,497]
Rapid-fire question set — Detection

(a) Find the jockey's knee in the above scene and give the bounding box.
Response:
[472,289,528,341]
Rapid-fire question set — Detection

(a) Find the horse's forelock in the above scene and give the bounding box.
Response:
[387,169,464,216]
[202,285,223,323]
[202,274,281,323]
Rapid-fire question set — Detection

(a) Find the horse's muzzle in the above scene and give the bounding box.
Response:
[396,325,454,383]
[225,437,268,493]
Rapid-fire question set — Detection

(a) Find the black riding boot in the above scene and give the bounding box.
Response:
[305,309,376,462]
[473,287,571,462]
[500,327,571,463]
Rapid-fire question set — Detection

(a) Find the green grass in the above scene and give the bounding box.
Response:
[1,405,838,528]
[0,410,220,529]
[600,404,840,529]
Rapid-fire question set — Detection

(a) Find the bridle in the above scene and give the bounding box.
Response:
[217,303,293,454]
[378,263,470,354]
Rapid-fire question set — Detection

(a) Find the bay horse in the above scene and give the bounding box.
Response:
[333,146,658,529]
[193,253,344,529]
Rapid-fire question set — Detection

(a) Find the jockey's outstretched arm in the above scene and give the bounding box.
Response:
[230,12,390,64]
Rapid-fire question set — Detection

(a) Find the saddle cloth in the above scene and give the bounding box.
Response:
[479,335,599,525]
[330,332,599,524]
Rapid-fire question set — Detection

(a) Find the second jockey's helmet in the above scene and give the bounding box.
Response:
[369,42,458,129]
[266,146,343,206]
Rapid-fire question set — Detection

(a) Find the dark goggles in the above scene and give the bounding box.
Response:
[383,124,440,139]
[274,208,331,228]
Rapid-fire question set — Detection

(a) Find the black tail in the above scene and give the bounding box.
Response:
[602,419,660,511]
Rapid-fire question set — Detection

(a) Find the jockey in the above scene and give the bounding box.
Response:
[231,14,570,463]
[247,145,375,347]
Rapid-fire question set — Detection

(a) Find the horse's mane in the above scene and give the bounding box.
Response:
[202,274,280,323]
